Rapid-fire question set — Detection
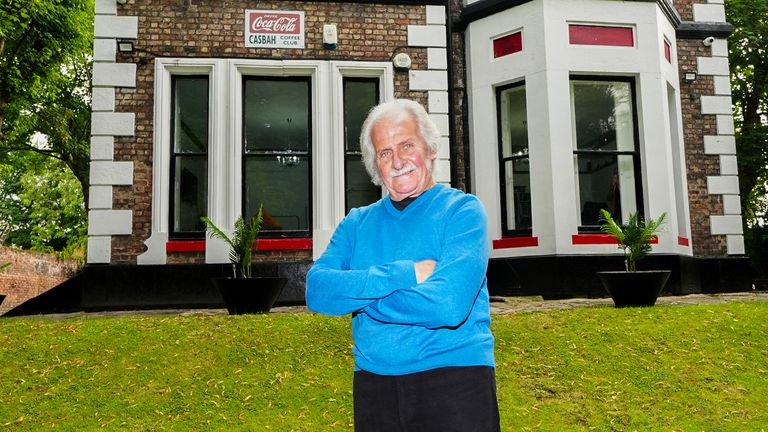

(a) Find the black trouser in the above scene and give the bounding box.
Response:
[353,366,500,432]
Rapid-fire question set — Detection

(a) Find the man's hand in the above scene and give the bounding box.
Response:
[414,260,436,284]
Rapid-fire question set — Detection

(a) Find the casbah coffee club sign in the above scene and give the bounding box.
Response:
[245,10,305,49]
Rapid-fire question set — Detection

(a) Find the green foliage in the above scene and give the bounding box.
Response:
[745,224,768,279]
[1,303,767,430]
[727,0,768,226]
[0,262,9,271]
[201,205,264,278]
[0,151,87,255]
[599,209,666,272]
[0,0,93,204]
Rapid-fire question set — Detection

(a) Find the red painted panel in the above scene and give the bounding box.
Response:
[569,25,634,47]
[572,234,659,245]
[493,32,523,58]
[678,236,689,246]
[165,238,313,253]
[664,39,671,63]
[492,236,539,249]
[166,240,206,253]
[256,238,313,250]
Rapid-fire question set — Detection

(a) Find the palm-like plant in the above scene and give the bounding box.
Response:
[599,209,667,272]
[201,205,263,278]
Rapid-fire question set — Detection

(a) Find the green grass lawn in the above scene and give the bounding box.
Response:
[1,302,767,431]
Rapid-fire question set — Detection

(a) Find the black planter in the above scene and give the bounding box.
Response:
[212,277,287,314]
[597,270,672,308]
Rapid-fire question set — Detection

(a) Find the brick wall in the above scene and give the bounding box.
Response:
[677,39,727,256]
[673,0,707,22]
[112,0,430,264]
[0,247,79,315]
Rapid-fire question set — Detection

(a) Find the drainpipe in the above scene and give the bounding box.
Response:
[445,0,461,191]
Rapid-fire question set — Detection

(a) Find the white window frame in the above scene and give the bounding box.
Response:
[138,58,393,264]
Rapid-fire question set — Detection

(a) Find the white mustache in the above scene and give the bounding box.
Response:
[389,163,417,179]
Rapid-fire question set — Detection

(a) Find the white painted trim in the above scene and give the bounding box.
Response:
[727,235,745,255]
[88,210,133,235]
[428,91,449,113]
[703,135,736,155]
[93,39,116,62]
[722,194,741,215]
[90,136,114,161]
[139,58,221,265]
[427,48,448,70]
[408,70,449,91]
[710,215,743,235]
[700,95,733,115]
[87,236,111,264]
[426,5,446,25]
[407,25,447,47]
[719,155,738,175]
[693,3,725,22]
[92,87,116,112]
[139,58,394,264]
[89,186,113,210]
[94,15,138,39]
[93,62,137,87]
[95,0,117,15]
[90,161,133,185]
[716,115,735,135]
[697,57,729,76]
[707,175,740,195]
[91,112,135,136]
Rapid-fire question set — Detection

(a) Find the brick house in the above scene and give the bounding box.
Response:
[83,0,749,309]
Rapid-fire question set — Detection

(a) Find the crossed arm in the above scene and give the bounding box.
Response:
[305,200,489,329]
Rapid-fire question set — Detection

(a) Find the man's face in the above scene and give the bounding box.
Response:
[371,112,437,202]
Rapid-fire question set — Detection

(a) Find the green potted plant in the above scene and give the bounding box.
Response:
[597,209,670,307]
[201,205,287,314]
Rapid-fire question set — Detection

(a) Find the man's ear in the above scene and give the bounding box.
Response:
[429,150,438,161]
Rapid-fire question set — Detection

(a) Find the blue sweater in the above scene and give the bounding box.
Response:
[306,184,495,375]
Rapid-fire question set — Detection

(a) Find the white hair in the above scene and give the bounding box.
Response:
[359,99,441,186]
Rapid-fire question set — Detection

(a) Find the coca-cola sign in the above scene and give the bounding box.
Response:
[245,10,304,49]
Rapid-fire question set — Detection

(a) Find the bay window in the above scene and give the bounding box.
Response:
[496,81,532,235]
[570,77,641,228]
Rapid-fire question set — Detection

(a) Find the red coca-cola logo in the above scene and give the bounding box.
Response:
[249,12,300,34]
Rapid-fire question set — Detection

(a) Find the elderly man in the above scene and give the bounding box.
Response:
[306,99,499,431]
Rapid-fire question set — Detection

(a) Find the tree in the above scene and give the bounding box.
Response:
[727,0,768,224]
[0,151,86,261]
[0,0,93,204]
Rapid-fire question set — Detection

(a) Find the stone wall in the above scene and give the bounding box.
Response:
[0,247,79,315]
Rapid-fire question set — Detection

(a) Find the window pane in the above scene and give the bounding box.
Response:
[173,77,209,153]
[572,81,634,151]
[244,156,310,232]
[504,158,532,230]
[173,156,207,232]
[575,154,637,226]
[244,79,310,152]
[345,155,379,213]
[344,79,378,153]
[500,85,529,158]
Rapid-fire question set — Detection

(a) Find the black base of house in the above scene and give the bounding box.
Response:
[487,254,753,298]
[2,255,753,316]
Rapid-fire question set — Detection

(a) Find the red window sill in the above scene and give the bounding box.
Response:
[572,234,658,245]
[166,238,313,253]
[492,237,539,249]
